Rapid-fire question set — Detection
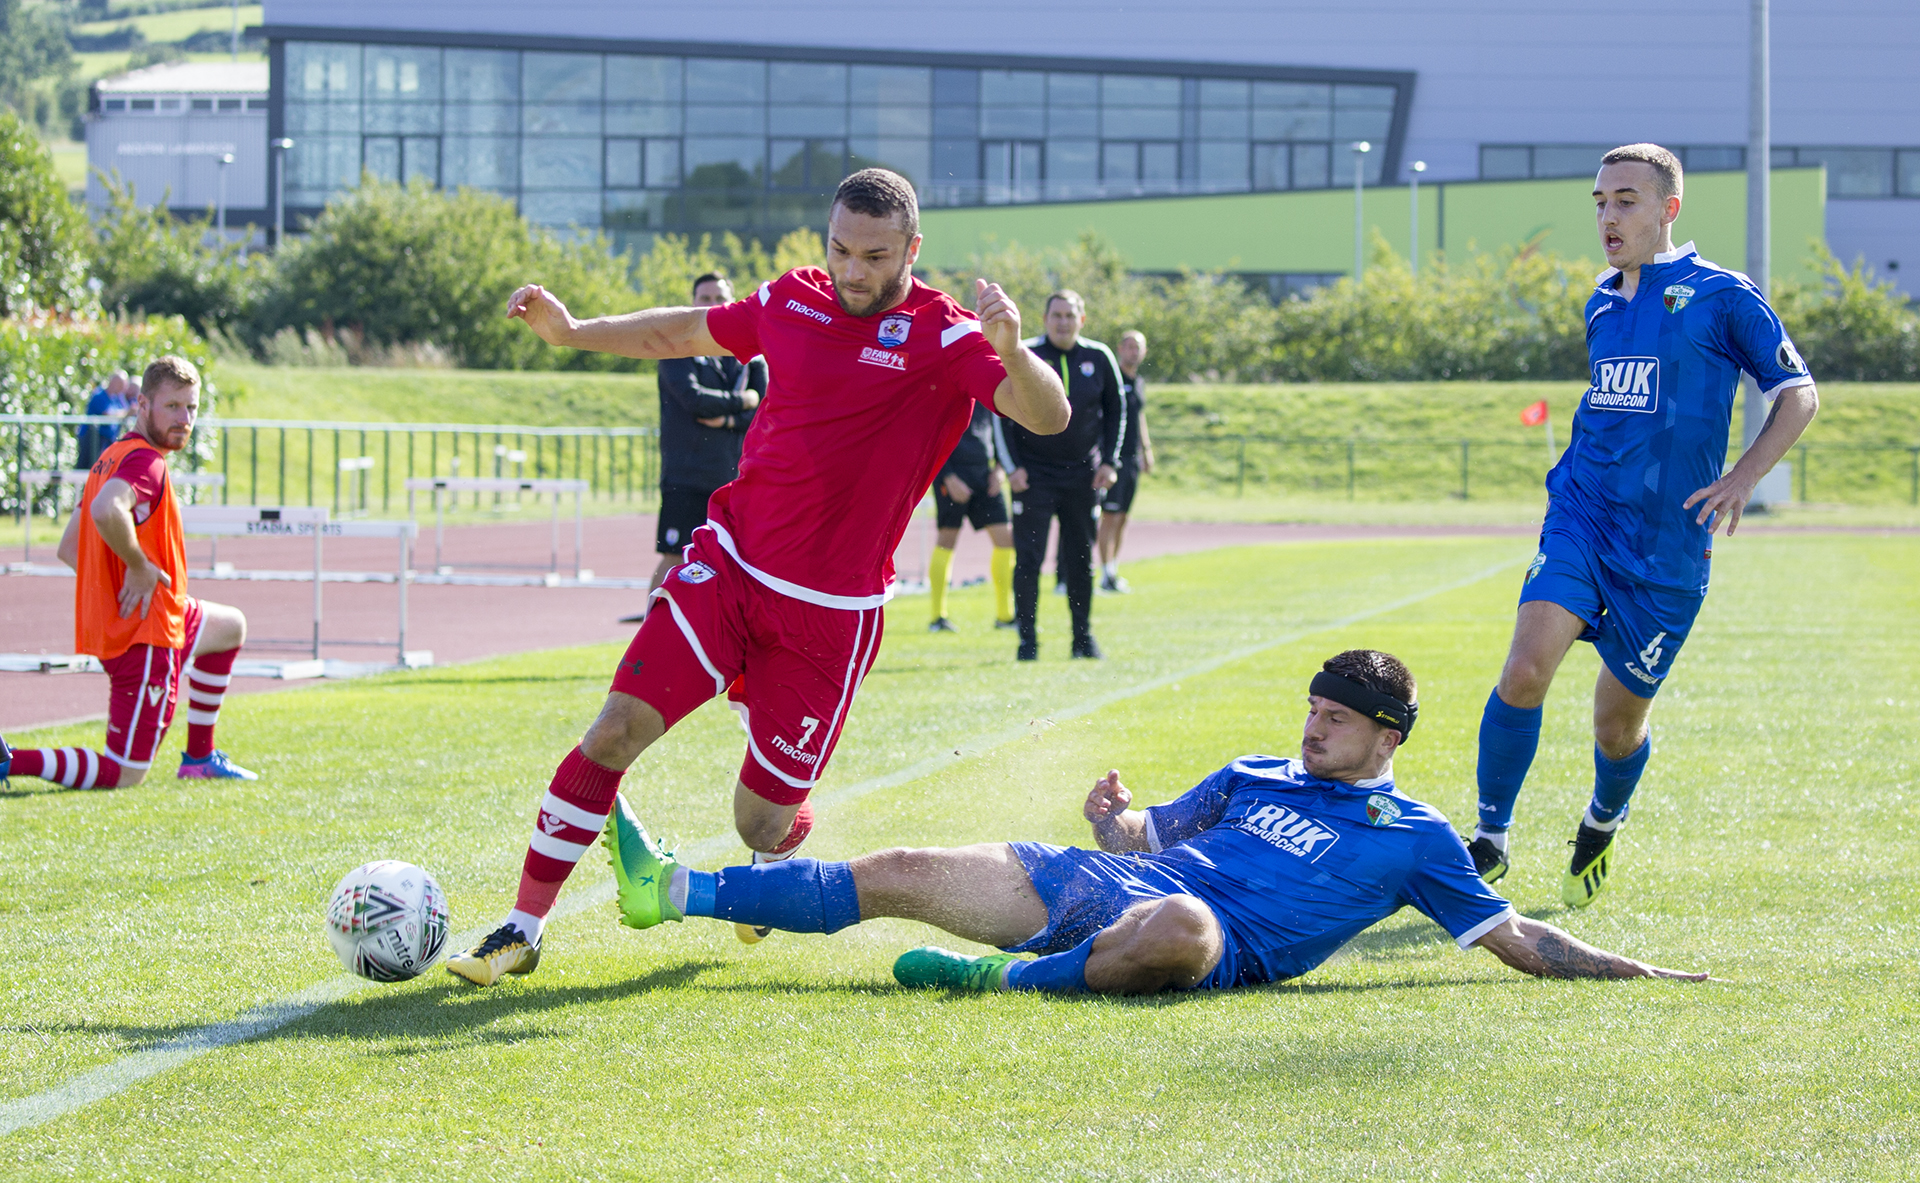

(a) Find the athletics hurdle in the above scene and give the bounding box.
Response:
[18,469,225,564]
[405,476,589,582]
[180,505,427,672]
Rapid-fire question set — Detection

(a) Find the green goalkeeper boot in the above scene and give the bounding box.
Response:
[892,946,1021,992]
[603,792,683,929]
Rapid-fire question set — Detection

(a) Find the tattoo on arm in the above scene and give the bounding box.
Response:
[1761,397,1782,436]
[1534,930,1641,980]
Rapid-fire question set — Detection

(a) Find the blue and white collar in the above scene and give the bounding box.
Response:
[1594,240,1698,290]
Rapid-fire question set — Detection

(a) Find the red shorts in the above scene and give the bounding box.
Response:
[101,597,204,770]
[610,532,885,805]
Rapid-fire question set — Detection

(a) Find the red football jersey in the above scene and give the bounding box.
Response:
[703,267,1008,607]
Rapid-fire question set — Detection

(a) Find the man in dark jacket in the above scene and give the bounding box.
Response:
[637,272,768,614]
[1001,290,1124,661]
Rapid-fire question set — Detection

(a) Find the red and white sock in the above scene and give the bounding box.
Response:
[185,646,240,759]
[9,748,121,790]
[505,746,622,943]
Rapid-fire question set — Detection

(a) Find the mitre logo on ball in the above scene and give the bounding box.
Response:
[877,314,912,347]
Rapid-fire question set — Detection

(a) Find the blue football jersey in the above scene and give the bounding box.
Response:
[1140,756,1513,985]
[1547,242,1813,593]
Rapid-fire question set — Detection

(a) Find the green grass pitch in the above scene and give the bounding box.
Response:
[3,533,1916,1180]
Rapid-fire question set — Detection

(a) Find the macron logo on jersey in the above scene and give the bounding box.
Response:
[1235,803,1339,861]
[786,299,833,326]
[1587,356,1660,413]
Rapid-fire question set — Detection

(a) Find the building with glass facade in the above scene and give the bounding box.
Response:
[274,36,1407,257]
[252,0,1920,292]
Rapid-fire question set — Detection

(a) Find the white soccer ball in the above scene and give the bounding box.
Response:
[325,860,450,982]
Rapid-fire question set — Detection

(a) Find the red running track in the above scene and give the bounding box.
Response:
[0,512,1532,732]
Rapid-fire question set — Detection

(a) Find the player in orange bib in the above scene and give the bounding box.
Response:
[0,356,257,790]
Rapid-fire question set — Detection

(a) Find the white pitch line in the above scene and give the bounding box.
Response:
[0,552,1521,1138]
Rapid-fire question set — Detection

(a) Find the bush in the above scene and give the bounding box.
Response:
[0,107,92,317]
[632,227,822,308]
[256,179,644,370]
[1771,244,1920,382]
[91,173,265,337]
[0,313,225,514]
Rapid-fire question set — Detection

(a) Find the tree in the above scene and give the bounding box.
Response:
[0,106,92,316]
[91,173,264,336]
[0,0,73,132]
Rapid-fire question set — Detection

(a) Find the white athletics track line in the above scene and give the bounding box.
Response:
[0,553,1524,1138]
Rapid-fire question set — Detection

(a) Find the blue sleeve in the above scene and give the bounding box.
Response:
[1720,285,1813,399]
[1143,767,1235,851]
[1397,829,1515,948]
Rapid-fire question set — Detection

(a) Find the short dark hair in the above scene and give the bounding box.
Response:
[691,271,731,299]
[831,168,920,238]
[1322,649,1415,707]
[141,355,200,396]
[1045,289,1085,316]
[1600,143,1684,202]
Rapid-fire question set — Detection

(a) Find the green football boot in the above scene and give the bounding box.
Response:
[1561,818,1620,908]
[603,792,683,929]
[892,946,1022,992]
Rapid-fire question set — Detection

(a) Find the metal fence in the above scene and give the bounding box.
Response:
[1149,432,1920,504]
[7,416,1918,519]
[5,415,660,520]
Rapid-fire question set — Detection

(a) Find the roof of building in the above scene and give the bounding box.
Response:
[95,61,269,95]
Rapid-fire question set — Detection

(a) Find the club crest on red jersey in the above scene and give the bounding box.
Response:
[877,314,912,348]
[677,562,716,584]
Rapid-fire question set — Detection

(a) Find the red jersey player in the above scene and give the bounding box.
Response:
[447,169,1069,985]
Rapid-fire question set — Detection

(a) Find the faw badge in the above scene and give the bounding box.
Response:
[1365,793,1402,827]
[877,314,912,348]
[1662,283,1694,313]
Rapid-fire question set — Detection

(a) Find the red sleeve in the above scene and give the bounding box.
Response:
[110,445,168,511]
[704,280,769,363]
[939,315,1007,412]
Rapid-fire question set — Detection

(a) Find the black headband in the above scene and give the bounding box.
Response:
[1310,671,1417,741]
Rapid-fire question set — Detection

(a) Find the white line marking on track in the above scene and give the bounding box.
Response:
[0,553,1520,1138]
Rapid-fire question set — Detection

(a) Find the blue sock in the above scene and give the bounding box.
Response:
[688,859,862,934]
[1589,738,1651,823]
[1003,935,1095,993]
[1476,688,1543,832]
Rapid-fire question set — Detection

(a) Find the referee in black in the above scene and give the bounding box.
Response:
[632,271,767,619]
[1001,289,1125,661]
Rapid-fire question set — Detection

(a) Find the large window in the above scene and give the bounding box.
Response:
[1481,143,1920,199]
[279,39,1409,245]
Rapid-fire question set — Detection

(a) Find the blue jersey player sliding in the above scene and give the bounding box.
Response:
[601,650,1704,993]
[1467,144,1820,906]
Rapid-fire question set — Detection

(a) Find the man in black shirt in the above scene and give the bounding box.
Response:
[634,272,767,617]
[1097,329,1154,593]
[1001,290,1124,661]
[927,401,1016,633]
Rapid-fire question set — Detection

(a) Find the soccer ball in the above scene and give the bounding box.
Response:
[325,860,450,982]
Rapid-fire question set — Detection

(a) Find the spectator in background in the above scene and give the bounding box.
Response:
[77,370,133,471]
[1097,330,1154,593]
[1002,290,1124,661]
[625,272,767,622]
[926,401,1017,633]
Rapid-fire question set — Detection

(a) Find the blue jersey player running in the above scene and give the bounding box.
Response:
[1467,144,1819,906]
[602,650,1705,993]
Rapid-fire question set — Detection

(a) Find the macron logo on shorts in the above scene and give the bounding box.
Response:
[1587,357,1660,413]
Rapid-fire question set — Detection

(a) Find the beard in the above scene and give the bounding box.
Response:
[833,260,913,318]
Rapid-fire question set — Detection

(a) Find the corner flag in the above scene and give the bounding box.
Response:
[1521,399,1554,463]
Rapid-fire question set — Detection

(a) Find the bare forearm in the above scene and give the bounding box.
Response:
[995,349,1070,435]
[1729,384,1818,483]
[1479,916,1694,981]
[1092,811,1151,854]
[92,505,148,571]
[564,306,718,360]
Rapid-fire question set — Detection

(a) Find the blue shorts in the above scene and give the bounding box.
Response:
[1518,519,1705,699]
[1005,841,1240,990]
